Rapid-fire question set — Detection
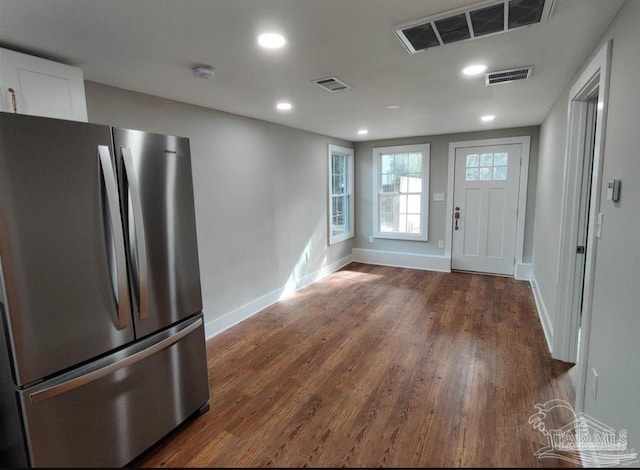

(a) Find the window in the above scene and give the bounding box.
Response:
[465,151,508,181]
[328,145,354,245]
[373,143,430,241]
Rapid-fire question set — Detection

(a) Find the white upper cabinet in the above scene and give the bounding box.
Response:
[0,47,88,122]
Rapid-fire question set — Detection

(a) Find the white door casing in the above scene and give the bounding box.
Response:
[452,144,522,275]
[446,136,530,278]
[554,41,612,413]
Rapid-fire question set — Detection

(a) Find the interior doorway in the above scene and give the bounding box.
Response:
[569,99,598,363]
[553,40,612,413]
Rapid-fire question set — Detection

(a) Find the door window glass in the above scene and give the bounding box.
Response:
[465,151,508,181]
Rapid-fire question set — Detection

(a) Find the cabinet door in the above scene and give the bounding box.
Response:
[0,47,88,122]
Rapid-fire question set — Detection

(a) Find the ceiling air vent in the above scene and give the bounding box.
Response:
[394,0,555,54]
[485,66,533,85]
[312,76,351,93]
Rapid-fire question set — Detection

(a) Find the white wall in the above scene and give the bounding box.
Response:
[85,81,354,337]
[582,0,640,453]
[533,0,640,453]
[530,87,569,342]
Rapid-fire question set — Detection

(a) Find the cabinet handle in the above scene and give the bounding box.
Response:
[7,88,17,113]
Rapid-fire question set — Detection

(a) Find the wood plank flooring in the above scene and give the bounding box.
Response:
[136,263,577,467]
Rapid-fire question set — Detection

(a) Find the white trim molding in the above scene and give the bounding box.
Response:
[372,143,430,241]
[352,248,450,272]
[204,286,283,340]
[328,144,355,245]
[553,40,612,413]
[530,274,554,352]
[446,136,531,275]
[294,254,354,292]
[515,263,533,281]
[204,253,353,339]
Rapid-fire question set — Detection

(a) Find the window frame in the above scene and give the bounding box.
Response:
[328,144,355,245]
[372,143,430,241]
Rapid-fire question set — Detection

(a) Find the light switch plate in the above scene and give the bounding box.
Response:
[433,193,445,201]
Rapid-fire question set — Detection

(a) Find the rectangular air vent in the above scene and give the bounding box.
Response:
[312,76,351,93]
[395,0,555,54]
[485,66,533,85]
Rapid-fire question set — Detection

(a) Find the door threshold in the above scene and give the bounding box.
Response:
[451,269,513,278]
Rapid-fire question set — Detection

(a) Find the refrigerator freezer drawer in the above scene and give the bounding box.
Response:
[18,315,209,467]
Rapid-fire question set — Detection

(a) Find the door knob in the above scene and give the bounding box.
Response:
[454,206,460,230]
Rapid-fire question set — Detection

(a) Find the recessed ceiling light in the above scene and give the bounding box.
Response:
[192,65,215,79]
[258,32,286,49]
[463,64,488,76]
[358,129,369,135]
[276,102,293,111]
[481,114,495,122]
[386,104,400,110]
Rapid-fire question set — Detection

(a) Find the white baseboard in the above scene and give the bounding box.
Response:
[295,254,353,291]
[568,366,579,400]
[515,263,533,281]
[530,274,554,353]
[204,254,353,339]
[203,286,283,340]
[352,248,451,272]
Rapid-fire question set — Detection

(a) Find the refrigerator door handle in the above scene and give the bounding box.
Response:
[97,145,130,330]
[28,318,203,404]
[122,147,149,321]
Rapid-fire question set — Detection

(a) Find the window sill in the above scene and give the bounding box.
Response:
[372,233,428,242]
[329,232,354,246]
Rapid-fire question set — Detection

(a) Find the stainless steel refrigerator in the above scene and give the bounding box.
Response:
[0,113,210,467]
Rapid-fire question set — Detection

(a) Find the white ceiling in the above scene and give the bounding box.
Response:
[0,0,625,141]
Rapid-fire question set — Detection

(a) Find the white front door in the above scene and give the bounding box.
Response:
[452,144,522,275]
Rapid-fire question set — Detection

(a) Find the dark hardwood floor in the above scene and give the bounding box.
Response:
[137,263,577,468]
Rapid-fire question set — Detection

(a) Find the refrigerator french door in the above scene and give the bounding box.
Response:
[0,113,209,467]
[113,128,203,338]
